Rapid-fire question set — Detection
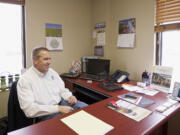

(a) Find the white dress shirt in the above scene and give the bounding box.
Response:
[17,66,72,118]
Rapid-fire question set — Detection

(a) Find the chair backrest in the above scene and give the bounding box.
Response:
[7,81,34,133]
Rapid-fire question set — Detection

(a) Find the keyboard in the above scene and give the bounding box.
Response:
[79,74,106,81]
[60,73,80,78]
[99,82,123,92]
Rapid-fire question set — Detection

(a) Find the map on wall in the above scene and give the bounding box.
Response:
[117,18,136,48]
[46,23,63,51]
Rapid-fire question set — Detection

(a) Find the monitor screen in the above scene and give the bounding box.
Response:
[86,59,110,76]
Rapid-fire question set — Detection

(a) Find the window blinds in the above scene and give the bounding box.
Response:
[0,0,25,5]
[155,0,180,32]
[156,0,180,25]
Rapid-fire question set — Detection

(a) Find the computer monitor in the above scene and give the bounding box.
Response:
[86,59,110,76]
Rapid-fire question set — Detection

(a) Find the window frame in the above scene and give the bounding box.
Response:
[22,5,26,68]
[0,0,25,5]
[155,23,180,65]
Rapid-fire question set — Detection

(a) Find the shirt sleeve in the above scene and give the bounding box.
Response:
[52,70,72,100]
[17,78,59,118]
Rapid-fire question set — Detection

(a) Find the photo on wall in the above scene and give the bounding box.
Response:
[117,18,136,48]
[45,23,63,51]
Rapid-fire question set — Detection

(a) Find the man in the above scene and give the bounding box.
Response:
[17,47,87,122]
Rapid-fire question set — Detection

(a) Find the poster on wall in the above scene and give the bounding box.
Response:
[94,45,104,56]
[94,22,106,46]
[45,23,63,51]
[117,18,136,48]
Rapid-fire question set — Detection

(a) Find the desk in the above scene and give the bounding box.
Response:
[8,78,180,135]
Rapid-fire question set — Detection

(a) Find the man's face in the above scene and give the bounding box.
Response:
[34,50,51,73]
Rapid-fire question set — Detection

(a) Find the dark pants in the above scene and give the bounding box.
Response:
[36,99,88,122]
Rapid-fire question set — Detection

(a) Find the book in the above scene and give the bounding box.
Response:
[61,110,114,135]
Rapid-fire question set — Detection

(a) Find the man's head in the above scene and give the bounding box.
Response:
[32,47,51,73]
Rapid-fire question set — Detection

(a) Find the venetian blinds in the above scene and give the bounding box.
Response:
[155,0,180,32]
[0,0,25,5]
[156,0,180,25]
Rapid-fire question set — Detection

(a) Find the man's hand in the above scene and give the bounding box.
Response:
[58,106,73,114]
[68,96,77,105]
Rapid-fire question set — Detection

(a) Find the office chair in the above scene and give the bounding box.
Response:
[7,80,34,133]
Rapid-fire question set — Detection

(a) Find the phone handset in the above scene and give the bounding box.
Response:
[117,75,127,83]
[110,70,129,83]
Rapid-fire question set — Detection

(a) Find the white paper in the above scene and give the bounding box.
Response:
[117,33,135,48]
[112,100,152,122]
[122,84,144,92]
[97,32,105,46]
[61,110,114,135]
[136,88,159,96]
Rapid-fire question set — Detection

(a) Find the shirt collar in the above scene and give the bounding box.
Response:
[32,66,48,77]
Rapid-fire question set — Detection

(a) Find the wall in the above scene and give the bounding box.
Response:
[25,0,92,73]
[92,0,155,81]
[25,0,155,80]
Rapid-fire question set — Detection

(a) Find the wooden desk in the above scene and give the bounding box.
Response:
[8,78,180,135]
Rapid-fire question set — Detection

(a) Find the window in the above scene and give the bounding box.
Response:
[0,2,25,76]
[155,0,180,80]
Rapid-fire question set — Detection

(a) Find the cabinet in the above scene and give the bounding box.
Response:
[63,78,109,104]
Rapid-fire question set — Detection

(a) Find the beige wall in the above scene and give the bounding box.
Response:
[92,0,155,81]
[25,0,155,80]
[25,0,92,73]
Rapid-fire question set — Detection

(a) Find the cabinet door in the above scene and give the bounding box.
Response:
[63,79,74,92]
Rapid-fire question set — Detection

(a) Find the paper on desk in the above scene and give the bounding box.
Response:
[136,87,159,96]
[122,84,159,96]
[109,100,152,122]
[122,84,139,91]
[61,110,114,135]
[156,99,178,113]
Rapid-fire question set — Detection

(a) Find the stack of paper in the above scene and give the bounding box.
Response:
[156,99,178,113]
[61,110,114,135]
